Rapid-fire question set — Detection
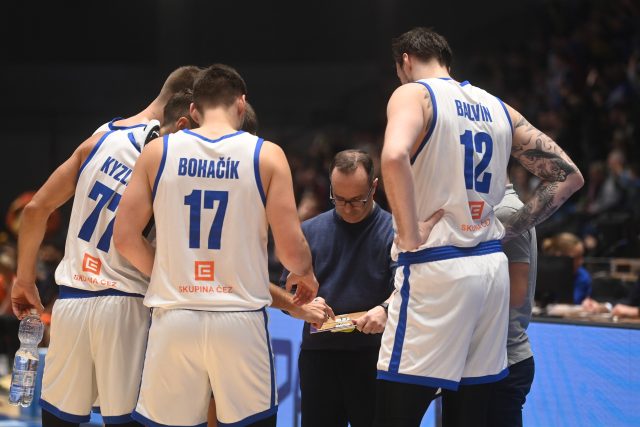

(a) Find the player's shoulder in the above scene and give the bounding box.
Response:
[393,81,428,97]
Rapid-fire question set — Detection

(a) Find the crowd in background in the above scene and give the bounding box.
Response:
[0,0,639,363]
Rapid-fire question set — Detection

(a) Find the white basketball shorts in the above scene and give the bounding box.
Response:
[132,307,277,427]
[377,240,510,390]
[40,287,150,423]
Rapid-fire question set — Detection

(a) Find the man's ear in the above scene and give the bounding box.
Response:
[176,116,191,131]
[189,102,201,124]
[403,53,412,73]
[237,95,247,116]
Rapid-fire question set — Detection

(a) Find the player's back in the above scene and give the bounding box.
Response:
[147,129,270,311]
[410,78,513,249]
[55,129,149,295]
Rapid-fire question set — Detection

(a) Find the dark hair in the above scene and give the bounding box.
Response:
[158,65,203,101]
[391,27,453,68]
[192,64,247,113]
[242,102,258,134]
[163,89,197,128]
[330,150,375,184]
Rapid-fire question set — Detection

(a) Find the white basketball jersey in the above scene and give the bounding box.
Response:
[146,129,270,311]
[408,78,513,249]
[55,129,149,294]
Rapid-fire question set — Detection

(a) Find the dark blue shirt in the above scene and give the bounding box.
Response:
[280,205,395,350]
[573,266,592,304]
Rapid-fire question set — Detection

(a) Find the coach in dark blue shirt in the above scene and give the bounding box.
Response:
[281,150,395,427]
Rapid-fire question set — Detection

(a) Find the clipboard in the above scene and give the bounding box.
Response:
[310,311,367,333]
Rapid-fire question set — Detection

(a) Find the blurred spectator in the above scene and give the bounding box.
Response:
[584,149,628,215]
[542,232,593,304]
[297,191,322,222]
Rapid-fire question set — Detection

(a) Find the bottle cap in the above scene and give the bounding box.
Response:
[29,308,38,315]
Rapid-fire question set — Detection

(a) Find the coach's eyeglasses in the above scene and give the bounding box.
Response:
[329,183,375,208]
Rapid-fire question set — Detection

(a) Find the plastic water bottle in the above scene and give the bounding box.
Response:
[9,310,44,407]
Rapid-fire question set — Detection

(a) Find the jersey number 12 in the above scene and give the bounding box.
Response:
[460,130,493,194]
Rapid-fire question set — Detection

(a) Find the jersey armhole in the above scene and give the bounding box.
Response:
[152,135,169,200]
[253,137,267,206]
[496,97,514,135]
[78,130,114,180]
[410,81,438,165]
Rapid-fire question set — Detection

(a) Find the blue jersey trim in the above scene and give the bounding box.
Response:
[152,134,169,200]
[496,97,513,134]
[460,368,509,385]
[108,117,146,131]
[389,265,411,373]
[127,131,141,153]
[377,370,460,391]
[182,129,245,143]
[460,80,470,86]
[410,81,438,165]
[79,130,114,178]
[107,117,124,130]
[217,405,278,427]
[261,308,276,408]
[58,285,144,299]
[438,77,452,80]
[102,413,135,424]
[40,399,91,423]
[132,411,206,427]
[253,138,266,206]
[397,240,503,266]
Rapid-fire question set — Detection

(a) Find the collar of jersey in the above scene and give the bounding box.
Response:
[435,77,470,86]
[108,117,146,130]
[182,129,245,143]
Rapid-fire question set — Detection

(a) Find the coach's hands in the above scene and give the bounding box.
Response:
[285,270,319,305]
[354,305,387,334]
[11,278,44,319]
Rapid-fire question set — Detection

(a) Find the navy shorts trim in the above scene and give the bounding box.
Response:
[460,367,509,385]
[377,370,460,391]
[102,413,135,424]
[132,410,207,427]
[58,285,144,299]
[397,240,503,266]
[40,399,91,423]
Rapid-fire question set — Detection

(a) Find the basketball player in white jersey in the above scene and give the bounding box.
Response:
[114,64,319,427]
[11,66,202,427]
[374,28,584,427]
[158,88,328,427]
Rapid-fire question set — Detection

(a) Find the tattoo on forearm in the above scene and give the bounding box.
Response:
[504,181,561,239]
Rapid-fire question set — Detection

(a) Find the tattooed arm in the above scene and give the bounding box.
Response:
[503,105,584,241]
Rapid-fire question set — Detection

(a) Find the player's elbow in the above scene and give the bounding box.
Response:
[381,148,409,176]
[23,199,53,220]
[570,168,585,192]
